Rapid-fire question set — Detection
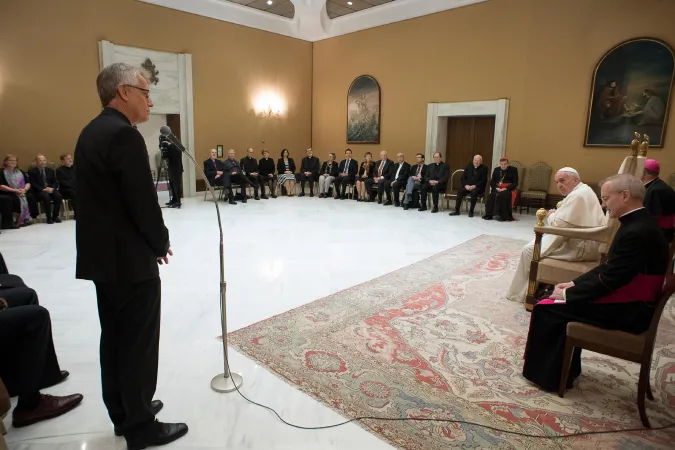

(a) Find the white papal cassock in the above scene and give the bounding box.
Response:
[506,182,607,302]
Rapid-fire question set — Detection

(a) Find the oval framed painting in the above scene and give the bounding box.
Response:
[347,75,381,144]
[584,37,674,147]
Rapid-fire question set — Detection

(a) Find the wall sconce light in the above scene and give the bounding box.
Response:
[253,89,285,119]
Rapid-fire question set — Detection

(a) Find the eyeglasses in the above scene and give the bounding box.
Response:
[123,84,150,99]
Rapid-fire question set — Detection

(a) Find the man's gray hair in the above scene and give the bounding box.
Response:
[599,173,645,201]
[96,63,149,108]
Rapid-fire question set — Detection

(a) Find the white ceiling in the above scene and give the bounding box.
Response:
[138,0,489,42]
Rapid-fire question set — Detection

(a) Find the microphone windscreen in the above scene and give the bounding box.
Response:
[159,125,172,136]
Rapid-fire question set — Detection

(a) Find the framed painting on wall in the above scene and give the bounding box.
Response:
[584,37,674,147]
[347,75,381,144]
[217,145,223,158]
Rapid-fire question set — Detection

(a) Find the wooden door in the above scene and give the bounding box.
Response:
[445,116,495,175]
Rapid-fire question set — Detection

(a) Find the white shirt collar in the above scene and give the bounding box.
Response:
[620,206,645,218]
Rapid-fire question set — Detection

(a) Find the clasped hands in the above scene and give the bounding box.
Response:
[550,281,574,300]
[464,185,476,191]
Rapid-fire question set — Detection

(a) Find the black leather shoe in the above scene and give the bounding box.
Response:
[482,215,492,220]
[468,211,474,218]
[299,192,305,197]
[394,202,400,207]
[403,205,409,210]
[168,203,181,209]
[384,200,392,206]
[335,195,341,200]
[418,206,427,212]
[271,195,277,199]
[449,211,460,216]
[431,207,438,213]
[261,196,269,199]
[228,199,237,205]
[53,217,62,223]
[377,198,382,204]
[310,193,314,197]
[114,401,164,436]
[254,196,260,200]
[125,420,188,450]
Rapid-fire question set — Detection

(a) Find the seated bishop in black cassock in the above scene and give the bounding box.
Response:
[522,174,669,392]
[450,156,488,217]
[483,157,518,222]
[240,149,260,200]
[298,148,320,197]
[642,159,675,243]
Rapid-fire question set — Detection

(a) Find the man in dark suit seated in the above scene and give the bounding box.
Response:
[56,153,76,218]
[0,299,82,428]
[298,147,320,197]
[335,148,358,200]
[387,153,410,207]
[240,148,260,200]
[420,152,449,213]
[203,148,225,189]
[258,149,276,199]
[368,150,394,204]
[223,149,248,205]
[403,153,427,210]
[642,159,675,243]
[28,155,62,224]
[450,154,489,218]
[74,62,187,447]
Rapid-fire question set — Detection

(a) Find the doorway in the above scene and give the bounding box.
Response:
[445,116,495,173]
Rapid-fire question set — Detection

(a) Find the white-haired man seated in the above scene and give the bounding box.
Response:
[506,167,607,303]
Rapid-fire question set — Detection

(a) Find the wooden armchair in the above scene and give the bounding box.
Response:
[443,169,464,211]
[519,162,552,214]
[524,214,618,311]
[558,274,675,427]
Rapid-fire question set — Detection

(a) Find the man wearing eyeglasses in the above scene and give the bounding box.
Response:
[74,63,188,448]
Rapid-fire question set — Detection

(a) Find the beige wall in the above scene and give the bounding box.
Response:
[312,0,675,190]
[0,0,312,174]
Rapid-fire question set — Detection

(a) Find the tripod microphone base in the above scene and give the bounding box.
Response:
[211,372,243,393]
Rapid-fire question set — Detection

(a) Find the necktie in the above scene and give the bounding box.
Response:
[344,159,349,174]
[41,168,46,185]
[416,165,422,176]
[378,162,383,177]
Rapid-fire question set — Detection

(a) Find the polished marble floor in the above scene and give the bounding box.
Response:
[1,194,537,450]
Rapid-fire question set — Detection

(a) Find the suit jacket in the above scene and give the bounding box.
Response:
[223,158,244,175]
[391,162,411,184]
[258,158,275,177]
[240,156,258,175]
[425,162,450,190]
[320,161,339,177]
[74,107,169,283]
[203,158,225,181]
[408,163,427,183]
[277,158,296,174]
[27,166,58,193]
[461,163,488,193]
[357,162,375,179]
[489,166,519,191]
[56,165,76,191]
[567,208,668,305]
[373,159,394,180]
[300,156,320,174]
[338,158,358,177]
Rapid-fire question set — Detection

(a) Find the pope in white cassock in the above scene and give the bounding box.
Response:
[506,167,607,303]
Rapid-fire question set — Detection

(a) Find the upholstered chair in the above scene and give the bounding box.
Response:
[519,162,552,213]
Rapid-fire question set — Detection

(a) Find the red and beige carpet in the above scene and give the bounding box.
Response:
[228,235,675,449]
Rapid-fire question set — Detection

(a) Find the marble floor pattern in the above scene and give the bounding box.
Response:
[1,194,539,450]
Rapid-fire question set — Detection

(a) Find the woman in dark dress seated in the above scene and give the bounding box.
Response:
[0,155,37,228]
[355,152,374,202]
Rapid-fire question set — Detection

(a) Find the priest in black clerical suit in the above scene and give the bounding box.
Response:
[240,148,260,200]
[298,148,320,197]
[483,157,518,221]
[368,151,395,204]
[522,174,669,392]
[387,154,410,207]
[642,159,675,243]
[450,155,488,217]
[336,149,358,199]
[203,149,225,188]
[420,152,449,213]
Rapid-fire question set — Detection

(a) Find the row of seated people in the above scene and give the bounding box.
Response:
[0,154,76,229]
[203,147,520,220]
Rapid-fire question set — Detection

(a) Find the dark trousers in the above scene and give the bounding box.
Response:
[0,194,13,229]
[94,277,161,432]
[261,175,276,197]
[420,183,444,207]
[60,189,77,216]
[298,173,317,194]
[364,178,386,200]
[244,175,260,196]
[387,180,404,204]
[206,175,224,189]
[0,306,62,399]
[0,191,39,220]
[168,169,182,204]
[485,189,514,220]
[454,188,482,213]
[336,176,355,198]
[35,190,62,219]
[522,301,653,392]
[222,173,249,199]
[0,274,39,307]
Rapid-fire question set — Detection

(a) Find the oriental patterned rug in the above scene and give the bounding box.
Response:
[228,235,675,449]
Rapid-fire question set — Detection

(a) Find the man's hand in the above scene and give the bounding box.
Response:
[305,171,311,176]
[465,185,471,190]
[470,185,476,190]
[430,180,438,185]
[231,171,237,175]
[555,281,575,290]
[216,171,223,176]
[547,209,556,217]
[285,171,292,174]
[0,298,7,310]
[497,188,505,192]
[158,248,173,265]
[550,288,565,300]
[339,173,345,177]
[251,172,258,176]
[44,187,53,193]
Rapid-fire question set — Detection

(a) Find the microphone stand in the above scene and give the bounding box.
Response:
[178,146,243,393]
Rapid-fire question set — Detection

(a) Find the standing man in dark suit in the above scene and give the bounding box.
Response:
[298,148,320,197]
[403,153,427,210]
[450,154,488,218]
[74,62,187,449]
[368,150,394,204]
[240,148,260,200]
[28,155,62,224]
[420,152,449,213]
[203,148,225,188]
[56,153,76,218]
[336,148,358,200]
[387,153,410,207]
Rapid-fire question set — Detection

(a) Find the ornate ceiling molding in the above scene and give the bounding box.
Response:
[138,0,489,42]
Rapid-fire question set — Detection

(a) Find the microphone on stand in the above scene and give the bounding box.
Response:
[159,126,243,393]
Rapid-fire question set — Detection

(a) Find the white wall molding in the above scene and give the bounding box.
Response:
[425,99,509,170]
[137,0,489,42]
